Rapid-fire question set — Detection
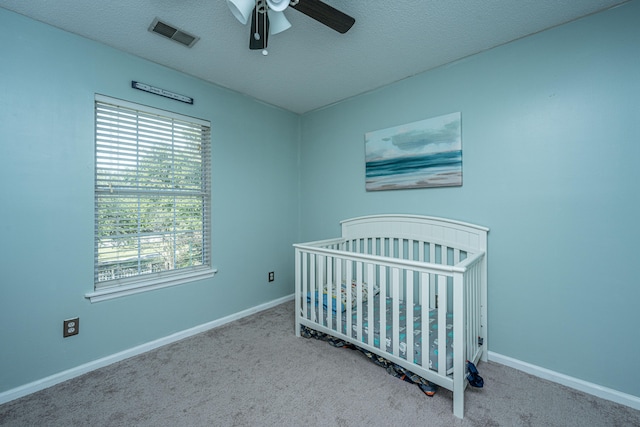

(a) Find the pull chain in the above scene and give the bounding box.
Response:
[263,2,268,55]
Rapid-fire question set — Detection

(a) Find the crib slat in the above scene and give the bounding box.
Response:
[430,243,436,264]
[335,258,342,334]
[430,272,437,310]
[398,239,405,300]
[379,266,387,351]
[318,254,324,326]
[466,262,481,361]
[437,274,447,376]
[406,269,414,362]
[356,261,363,342]
[421,272,429,368]
[367,263,374,347]
[464,270,470,359]
[326,255,333,330]
[472,267,479,359]
[310,254,317,323]
[301,252,308,321]
[392,267,400,357]
[345,259,352,339]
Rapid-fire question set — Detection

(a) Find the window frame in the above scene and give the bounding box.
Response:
[86,94,215,303]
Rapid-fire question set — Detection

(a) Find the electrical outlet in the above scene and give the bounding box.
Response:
[63,317,79,338]
[268,271,274,282]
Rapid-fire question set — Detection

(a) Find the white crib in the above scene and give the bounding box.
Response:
[294,214,489,418]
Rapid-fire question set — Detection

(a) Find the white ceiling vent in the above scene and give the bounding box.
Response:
[148,18,199,48]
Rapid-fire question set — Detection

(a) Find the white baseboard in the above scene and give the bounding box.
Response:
[488,351,640,411]
[0,294,294,405]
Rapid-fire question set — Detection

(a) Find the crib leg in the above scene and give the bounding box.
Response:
[453,273,465,418]
[295,297,301,337]
[453,385,464,418]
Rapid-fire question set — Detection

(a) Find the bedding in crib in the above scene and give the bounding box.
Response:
[309,280,379,314]
[306,292,453,373]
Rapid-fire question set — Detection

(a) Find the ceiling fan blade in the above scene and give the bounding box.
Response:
[249,7,270,50]
[290,0,355,34]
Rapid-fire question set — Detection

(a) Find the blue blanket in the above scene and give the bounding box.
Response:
[305,294,453,372]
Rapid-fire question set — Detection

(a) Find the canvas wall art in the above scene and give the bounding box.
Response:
[365,112,462,191]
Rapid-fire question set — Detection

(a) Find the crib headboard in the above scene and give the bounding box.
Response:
[340,214,489,254]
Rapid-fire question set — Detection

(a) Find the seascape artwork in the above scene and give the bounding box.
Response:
[365,112,462,191]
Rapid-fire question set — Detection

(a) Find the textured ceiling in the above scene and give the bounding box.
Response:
[0,0,629,114]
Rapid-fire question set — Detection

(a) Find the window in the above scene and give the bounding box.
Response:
[88,95,213,302]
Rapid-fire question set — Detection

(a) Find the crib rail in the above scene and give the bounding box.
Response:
[294,239,486,394]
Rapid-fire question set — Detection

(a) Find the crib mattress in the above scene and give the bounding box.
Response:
[306,294,453,373]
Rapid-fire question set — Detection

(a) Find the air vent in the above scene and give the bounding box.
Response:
[148,18,199,48]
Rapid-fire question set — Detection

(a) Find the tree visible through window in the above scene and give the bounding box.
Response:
[94,95,211,291]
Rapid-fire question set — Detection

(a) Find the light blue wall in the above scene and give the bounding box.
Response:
[298,2,640,398]
[0,8,299,393]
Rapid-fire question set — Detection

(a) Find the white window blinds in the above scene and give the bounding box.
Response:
[94,95,211,290]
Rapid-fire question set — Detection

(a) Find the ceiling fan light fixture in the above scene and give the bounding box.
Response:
[266,0,289,12]
[227,0,255,24]
[269,10,291,35]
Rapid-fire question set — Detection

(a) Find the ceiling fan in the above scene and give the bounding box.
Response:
[227,0,355,55]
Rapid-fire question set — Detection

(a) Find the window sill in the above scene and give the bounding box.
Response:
[85,268,218,303]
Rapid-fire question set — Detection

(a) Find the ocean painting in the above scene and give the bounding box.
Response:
[365,112,462,191]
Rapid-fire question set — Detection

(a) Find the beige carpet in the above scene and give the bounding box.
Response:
[1,300,638,426]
